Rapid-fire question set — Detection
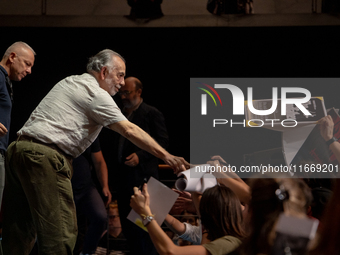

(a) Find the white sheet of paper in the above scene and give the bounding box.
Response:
[244,96,326,165]
[127,177,179,232]
[282,124,315,164]
[201,173,217,192]
[276,213,319,240]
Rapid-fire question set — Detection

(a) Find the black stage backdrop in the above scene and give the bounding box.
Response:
[1,26,340,176]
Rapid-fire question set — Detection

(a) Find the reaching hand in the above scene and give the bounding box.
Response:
[210,155,227,165]
[318,115,334,141]
[206,159,220,168]
[163,155,190,175]
[170,189,196,214]
[130,184,151,216]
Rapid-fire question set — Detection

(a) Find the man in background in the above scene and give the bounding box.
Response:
[0,41,35,207]
[111,76,169,254]
[0,41,35,255]
[3,49,188,255]
[72,137,111,255]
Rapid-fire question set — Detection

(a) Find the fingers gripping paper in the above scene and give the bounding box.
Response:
[127,177,179,232]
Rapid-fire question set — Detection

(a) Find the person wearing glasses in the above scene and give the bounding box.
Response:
[107,76,169,255]
[96,201,129,254]
[2,50,188,255]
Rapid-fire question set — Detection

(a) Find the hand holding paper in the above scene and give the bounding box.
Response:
[318,115,334,141]
[128,177,179,232]
[130,185,151,216]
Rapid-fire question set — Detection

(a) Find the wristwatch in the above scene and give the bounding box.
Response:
[326,137,338,147]
[142,214,154,226]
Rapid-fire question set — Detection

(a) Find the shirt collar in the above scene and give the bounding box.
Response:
[0,65,8,78]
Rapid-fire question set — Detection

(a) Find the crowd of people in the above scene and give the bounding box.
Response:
[0,42,189,255]
[1,41,340,255]
[127,116,340,255]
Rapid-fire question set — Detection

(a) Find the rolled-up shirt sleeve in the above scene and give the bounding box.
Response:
[178,222,202,245]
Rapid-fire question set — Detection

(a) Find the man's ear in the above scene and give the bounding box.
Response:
[100,66,108,80]
[137,88,142,96]
[8,52,16,64]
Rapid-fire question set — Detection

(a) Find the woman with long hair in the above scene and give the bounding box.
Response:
[239,177,313,255]
[130,183,246,255]
[308,178,340,255]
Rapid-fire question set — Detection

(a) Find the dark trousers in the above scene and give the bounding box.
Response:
[116,166,158,255]
[73,186,107,254]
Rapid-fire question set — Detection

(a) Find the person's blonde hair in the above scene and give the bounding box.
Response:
[279,178,312,216]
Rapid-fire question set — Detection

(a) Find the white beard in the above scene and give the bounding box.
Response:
[104,77,117,96]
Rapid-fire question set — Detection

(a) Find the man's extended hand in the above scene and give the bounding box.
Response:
[163,155,190,175]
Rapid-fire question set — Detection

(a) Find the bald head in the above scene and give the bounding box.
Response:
[120,77,143,109]
[2,42,36,60]
[1,41,36,81]
[125,77,143,90]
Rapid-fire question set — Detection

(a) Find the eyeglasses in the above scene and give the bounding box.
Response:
[109,215,120,219]
[118,90,133,96]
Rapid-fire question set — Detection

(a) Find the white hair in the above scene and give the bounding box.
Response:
[86,49,125,73]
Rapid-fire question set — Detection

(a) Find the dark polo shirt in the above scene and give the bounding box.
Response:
[0,65,12,152]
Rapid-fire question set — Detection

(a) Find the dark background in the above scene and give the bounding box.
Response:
[1,26,340,176]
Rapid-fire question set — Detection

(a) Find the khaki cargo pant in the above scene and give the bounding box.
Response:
[2,139,77,255]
